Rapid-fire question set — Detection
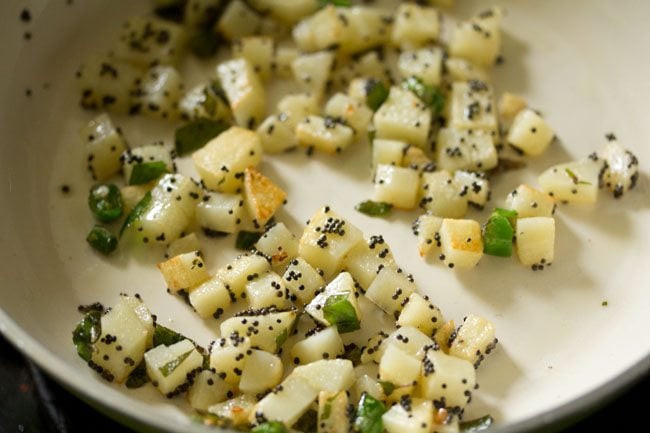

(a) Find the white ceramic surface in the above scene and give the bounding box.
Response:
[1,1,649,432]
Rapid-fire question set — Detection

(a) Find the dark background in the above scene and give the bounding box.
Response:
[0,334,647,433]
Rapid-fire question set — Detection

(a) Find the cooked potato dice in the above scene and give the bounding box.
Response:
[372,139,406,170]
[120,184,150,215]
[273,46,299,78]
[538,159,601,204]
[196,192,245,235]
[77,56,142,115]
[377,327,435,362]
[391,3,440,48]
[292,359,355,393]
[178,83,231,122]
[254,222,298,269]
[209,394,257,426]
[499,92,528,122]
[135,66,183,119]
[188,370,235,412]
[192,126,262,193]
[419,347,476,410]
[436,127,498,171]
[439,219,483,269]
[217,58,266,127]
[209,332,252,385]
[157,251,210,293]
[334,52,390,92]
[296,116,355,154]
[598,137,640,198]
[245,271,292,309]
[449,8,502,67]
[365,267,416,317]
[239,349,283,395]
[352,374,385,403]
[325,93,374,136]
[419,171,468,218]
[505,184,555,218]
[249,0,319,25]
[216,0,261,40]
[379,345,421,386]
[445,57,489,82]
[167,233,201,258]
[360,331,389,364]
[244,167,287,226]
[299,207,364,278]
[453,171,490,208]
[383,398,433,433]
[449,81,498,132]
[216,253,271,298]
[183,0,221,28]
[115,17,185,67]
[259,16,289,40]
[507,108,555,156]
[449,314,497,368]
[373,164,420,210]
[317,391,350,433]
[291,51,335,99]
[232,37,275,82]
[253,375,318,425]
[398,293,443,336]
[305,272,361,330]
[398,47,443,86]
[343,235,397,290]
[292,5,343,52]
[282,257,325,305]
[121,143,174,185]
[375,87,432,149]
[257,115,297,154]
[403,146,434,171]
[338,7,391,54]
[278,93,320,126]
[145,339,203,397]
[412,213,443,258]
[189,276,233,319]
[220,309,297,353]
[515,217,555,267]
[291,326,344,365]
[81,113,128,181]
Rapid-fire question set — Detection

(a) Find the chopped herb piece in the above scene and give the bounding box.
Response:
[323,294,360,333]
[401,76,445,113]
[482,209,516,257]
[129,161,168,185]
[72,310,102,362]
[460,415,494,433]
[236,231,263,251]
[320,394,337,421]
[353,393,386,433]
[120,191,152,237]
[125,361,149,388]
[88,183,123,222]
[275,328,289,351]
[86,226,118,255]
[565,168,592,185]
[378,380,396,396]
[493,207,518,220]
[189,27,221,58]
[175,119,229,156]
[356,200,393,217]
[159,348,194,377]
[252,421,289,433]
[318,0,351,7]
[365,80,389,111]
[153,324,186,347]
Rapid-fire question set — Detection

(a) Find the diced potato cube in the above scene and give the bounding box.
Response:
[209,395,257,426]
[419,348,476,410]
[505,184,555,218]
[244,167,287,226]
[449,81,498,132]
[365,267,416,317]
[135,65,183,119]
[379,345,421,386]
[453,171,490,208]
[507,108,555,156]
[259,16,288,40]
[305,272,361,329]
[217,58,266,127]
[334,52,390,92]
[80,113,128,181]
[167,233,201,258]
[375,87,432,149]
[373,164,420,210]
[515,217,555,267]
[343,235,397,290]
[178,83,231,122]
[209,332,252,385]
[499,92,527,122]
[282,257,325,305]
[449,8,502,67]
[77,57,141,115]
[121,143,174,185]
[391,3,440,48]
[445,57,488,82]
[419,171,468,218]
[383,398,433,433]
[257,115,297,154]
[220,310,297,353]
[317,391,350,433]
[403,146,434,171]
[299,207,364,278]
[245,271,292,309]
[188,370,235,412]
[398,293,443,336]
[291,326,344,365]
[157,251,210,292]
[254,222,299,269]
[291,51,335,99]
[232,37,275,82]
[273,46,300,78]
[292,359,355,393]
[192,126,263,193]
[216,253,271,298]
[398,47,443,86]
[249,0,319,25]
[439,219,483,269]
[296,116,355,154]
[337,7,391,54]
[598,137,640,198]
[216,0,261,41]
[183,0,221,28]
[436,127,498,172]
[115,17,185,67]
[325,93,374,136]
[196,192,245,235]
[412,213,443,258]
[538,159,601,204]
[277,93,320,126]
[239,349,283,395]
[145,339,203,397]
[292,5,344,52]
[253,375,318,425]
[449,314,497,368]
[352,374,385,403]
[372,139,406,170]
[189,276,233,319]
